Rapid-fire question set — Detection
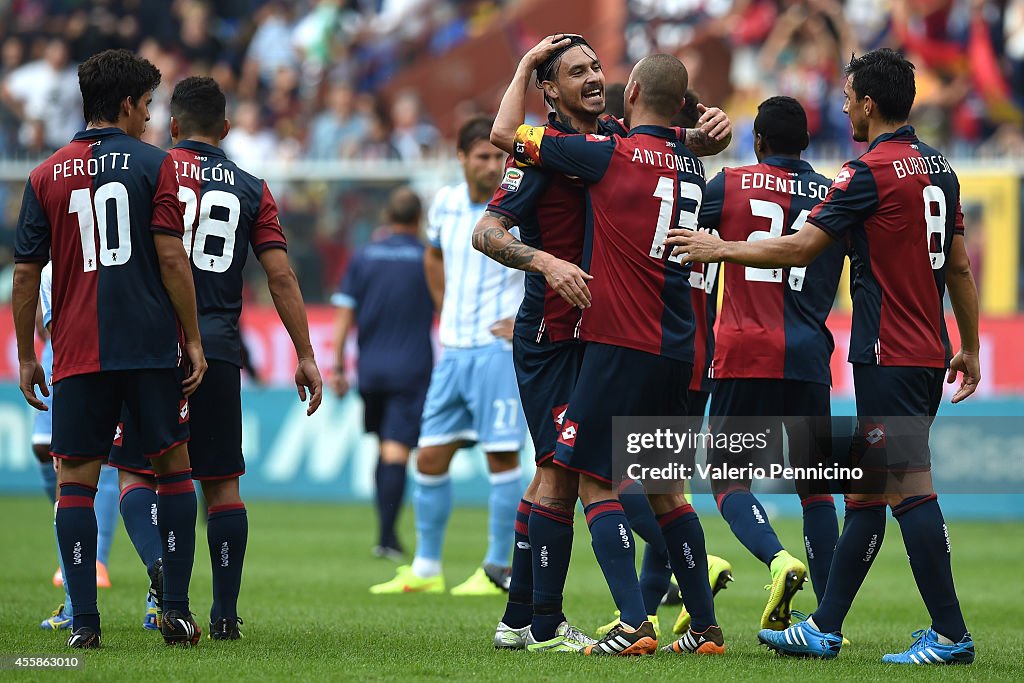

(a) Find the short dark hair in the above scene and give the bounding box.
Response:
[536,35,592,85]
[753,96,809,154]
[671,88,701,128]
[78,49,161,124]
[604,82,626,119]
[457,115,493,153]
[632,54,688,119]
[845,48,916,123]
[385,186,422,225]
[170,76,226,138]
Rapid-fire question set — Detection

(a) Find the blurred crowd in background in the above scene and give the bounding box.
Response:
[0,0,1020,303]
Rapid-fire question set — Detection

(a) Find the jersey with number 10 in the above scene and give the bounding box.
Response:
[15,127,184,383]
[170,140,287,367]
[513,123,704,362]
[701,157,844,383]
[806,126,962,368]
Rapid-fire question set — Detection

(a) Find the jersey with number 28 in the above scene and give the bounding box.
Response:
[513,123,704,362]
[806,126,962,368]
[15,127,184,382]
[170,140,287,367]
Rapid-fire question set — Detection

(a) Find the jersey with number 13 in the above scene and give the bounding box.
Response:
[806,126,962,368]
[513,123,704,363]
[15,127,184,382]
[170,140,287,367]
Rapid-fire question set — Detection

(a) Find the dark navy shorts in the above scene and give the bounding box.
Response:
[708,378,832,493]
[51,368,189,465]
[554,343,691,484]
[361,383,429,449]
[513,336,586,465]
[111,360,244,480]
[850,364,944,478]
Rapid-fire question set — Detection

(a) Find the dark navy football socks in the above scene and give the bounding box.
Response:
[529,503,573,641]
[375,461,407,549]
[801,495,839,604]
[658,503,717,631]
[811,498,887,634]
[207,503,248,622]
[892,495,968,642]
[40,460,57,504]
[718,489,785,566]
[56,482,100,632]
[585,500,646,630]
[119,482,162,571]
[619,480,672,615]
[501,499,534,629]
[156,469,197,613]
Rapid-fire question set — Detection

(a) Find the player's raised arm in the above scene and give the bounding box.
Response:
[259,248,323,415]
[945,232,981,403]
[490,34,574,153]
[472,210,592,308]
[685,103,733,156]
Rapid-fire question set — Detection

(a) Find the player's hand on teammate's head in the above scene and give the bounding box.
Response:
[521,34,575,71]
[181,341,208,397]
[541,256,593,309]
[329,370,350,399]
[695,104,731,141]
[19,359,48,411]
[488,318,516,341]
[947,350,981,404]
[667,228,724,263]
[296,358,323,416]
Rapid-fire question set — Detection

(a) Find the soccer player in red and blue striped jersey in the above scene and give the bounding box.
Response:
[12,49,207,648]
[670,49,981,665]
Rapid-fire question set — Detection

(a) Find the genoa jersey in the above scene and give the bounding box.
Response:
[513,123,704,362]
[170,140,287,367]
[701,157,844,383]
[15,127,184,382]
[689,259,719,391]
[488,114,627,343]
[807,126,962,368]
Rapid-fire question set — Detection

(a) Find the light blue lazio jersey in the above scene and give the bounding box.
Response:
[427,182,524,349]
[40,262,52,328]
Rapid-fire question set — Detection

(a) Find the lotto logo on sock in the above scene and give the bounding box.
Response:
[179,400,190,423]
[552,404,568,429]
[558,419,578,448]
[864,423,886,448]
[516,541,531,550]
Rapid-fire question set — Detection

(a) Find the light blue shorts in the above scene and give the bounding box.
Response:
[31,341,53,446]
[419,341,526,452]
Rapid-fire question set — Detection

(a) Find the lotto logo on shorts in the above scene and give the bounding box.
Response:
[112,421,124,447]
[552,404,568,429]
[179,400,190,424]
[558,419,578,448]
[864,423,886,448]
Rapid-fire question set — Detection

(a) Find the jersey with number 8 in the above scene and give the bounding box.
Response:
[170,140,287,367]
[15,127,185,382]
[512,123,704,362]
[806,126,963,368]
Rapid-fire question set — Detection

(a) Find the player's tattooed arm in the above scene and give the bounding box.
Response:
[473,211,593,308]
[685,104,733,156]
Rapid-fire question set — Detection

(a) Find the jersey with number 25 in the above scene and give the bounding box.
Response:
[170,140,287,367]
[806,126,962,368]
[15,127,184,382]
[513,123,704,363]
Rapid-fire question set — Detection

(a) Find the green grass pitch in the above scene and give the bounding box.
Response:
[0,496,1021,681]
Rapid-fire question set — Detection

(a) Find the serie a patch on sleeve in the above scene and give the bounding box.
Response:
[500,167,524,192]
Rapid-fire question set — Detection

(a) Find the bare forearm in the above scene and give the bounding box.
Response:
[12,263,42,361]
[268,269,315,359]
[491,64,532,153]
[472,212,548,272]
[686,127,731,157]
[158,248,202,342]
[332,306,354,369]
[947,269,980,353]
[720,234,810,268]
[424,248,445,312]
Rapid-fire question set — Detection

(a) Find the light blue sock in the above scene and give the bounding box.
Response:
[54,510,72,615]
[40,460,57,504]
[94,466,119,566]
[411,471,452,574]
[484,467,522,567]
